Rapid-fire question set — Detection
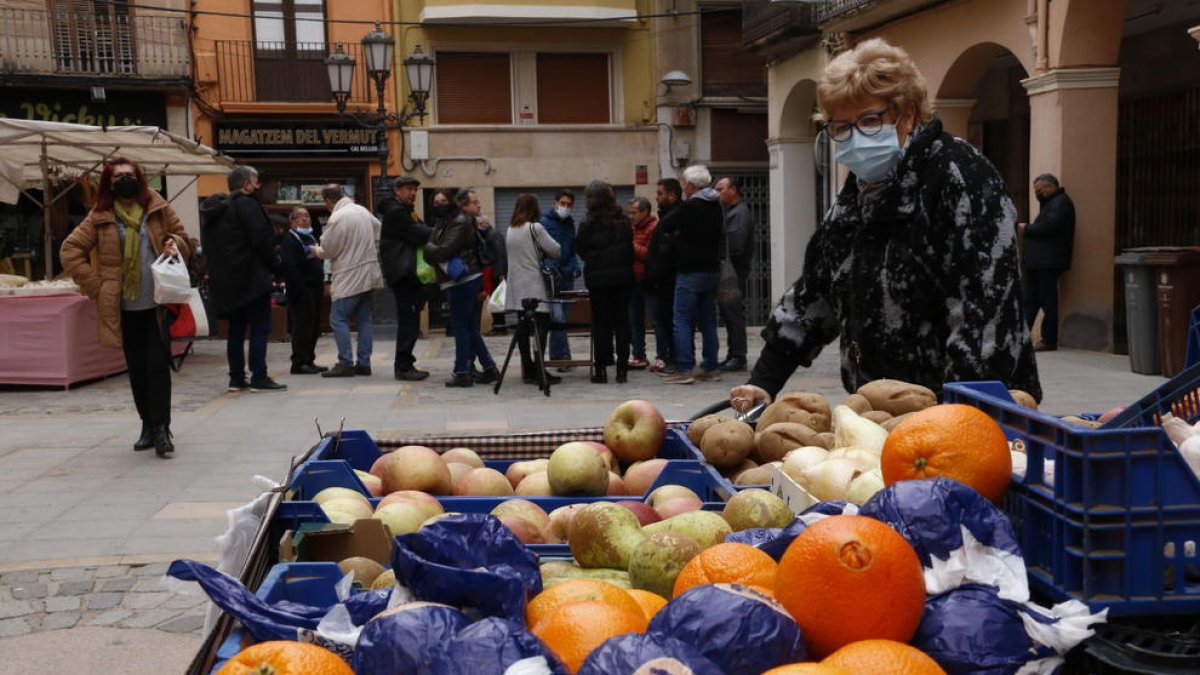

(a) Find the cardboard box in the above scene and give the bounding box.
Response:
[279,517,393,566]
[769,464,818,515]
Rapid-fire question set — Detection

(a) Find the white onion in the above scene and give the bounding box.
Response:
[825,446,880,471]
[846,469,885,505]
[799,458,860,501]
[782,446,829,481]
[832,406,889,456]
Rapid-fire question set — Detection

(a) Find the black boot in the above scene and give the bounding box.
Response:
[475,367,500,385]
[153,425,175,458]
[591,366,608,384]
[616,364,628,384]
[134,422,154,451]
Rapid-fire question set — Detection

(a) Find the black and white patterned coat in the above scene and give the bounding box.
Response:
[749,118,1043,401]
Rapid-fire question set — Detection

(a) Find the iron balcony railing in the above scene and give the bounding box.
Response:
[743,0,820,50]
[0,8,189,79]
[215,40,374,105]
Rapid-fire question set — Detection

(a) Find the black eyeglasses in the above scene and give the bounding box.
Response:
[822,108,891,142]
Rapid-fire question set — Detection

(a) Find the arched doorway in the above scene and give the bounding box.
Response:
[938,43,1032,222]
[767,79,820,301]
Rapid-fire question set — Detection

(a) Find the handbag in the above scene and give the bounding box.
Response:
[167,287,212,339]
[151,252,193,305]
[488,279,507,313]
[415,246,436,285]
[530,225,562,298]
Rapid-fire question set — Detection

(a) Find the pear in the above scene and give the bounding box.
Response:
[643,510,732,550]
[628,531,702,599]
[568,502,647,569]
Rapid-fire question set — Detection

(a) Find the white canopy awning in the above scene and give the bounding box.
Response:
[0,118,234,205]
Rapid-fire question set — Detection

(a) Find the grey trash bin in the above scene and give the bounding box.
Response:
[1115,248,1161,375]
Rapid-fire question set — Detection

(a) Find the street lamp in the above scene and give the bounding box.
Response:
[325,22,435,181]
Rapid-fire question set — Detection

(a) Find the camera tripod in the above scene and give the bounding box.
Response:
[494,296,553,397]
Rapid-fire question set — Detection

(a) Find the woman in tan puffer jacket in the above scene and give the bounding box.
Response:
[61,157,190,457]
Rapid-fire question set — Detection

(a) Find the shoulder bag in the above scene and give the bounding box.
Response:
[530,224,562,298]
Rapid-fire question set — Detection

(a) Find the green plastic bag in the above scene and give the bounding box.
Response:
[415,246,437,285]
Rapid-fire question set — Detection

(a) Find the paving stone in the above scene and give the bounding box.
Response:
[93,565,130,579]
[88,609,132,626]
[56,579,95,596]
[122,591,171,610]
[160,594,209,610]
[118,609,180,629]
[86,592,124,611]
[0,600,34,619]
[44,595,81,612]
[0,587,10,603]
[0,618,31,637]
[131,562,170,577]
[49,567,88,581]
[157,613,205,634]
[10,583,48,600]
[0,571,39,585]
[41,611,80,631]
[131,578,165,593]
[99,577,136,592]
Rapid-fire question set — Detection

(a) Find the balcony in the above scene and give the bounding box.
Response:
[816,0,950,31]
[0,8,189,83]
[418,0,637,26]
[743,0,821,58]
[214,41,373,106]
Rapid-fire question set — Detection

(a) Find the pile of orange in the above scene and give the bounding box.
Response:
[217,641,352,675]
[526,579,649,673]
[673,542,778,597]
[762,640,945,675]
[881,403,1012,502]
[774,515,926,658]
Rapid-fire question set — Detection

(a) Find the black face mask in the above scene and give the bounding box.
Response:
[113,176,139,199]
[431,203,454,220]
[1035,191,1051,204]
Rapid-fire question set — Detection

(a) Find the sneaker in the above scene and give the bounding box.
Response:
[290,364,323,375]
[653,364,679,376]
[662,372,695,385]
[249,377,287,391]
[694,369,722,382]
[395,368,430,381]
[354,365,372,376]
[627,356,649,369]
[322,364,356,378]
[227,379,250,392]
[718,357,747,372]
[445,373,474,388]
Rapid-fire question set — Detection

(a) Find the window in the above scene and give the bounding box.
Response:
[436,53,513,124]
[700,7,767,97]
[253,0,326,53]
[710,108,768,162]
[536,53,610,124]
[49,0,135,74]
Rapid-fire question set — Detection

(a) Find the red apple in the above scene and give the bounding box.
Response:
[375,446,452,495]
[446,462,474,491]
[647,484,701,508]
[605,472,627,496]
[624,459,668,496]
[454,467,516,496]
[547,442,609,496]
[515,471,553,496]
[615,500,662,526]
[441,447,484,468]
[495,514,547,545]
[504,459,549,488]
[378,490,443,521]
[603,400,667,463]
[585,442,618,473]
[353,470,384,497]
[655,496,704,519]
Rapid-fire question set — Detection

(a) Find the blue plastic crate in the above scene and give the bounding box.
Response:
[1185,304,1199,369]
[944,369,1200,617]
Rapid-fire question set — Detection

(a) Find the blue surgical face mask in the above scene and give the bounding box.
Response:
[835,124,904,183]
[295,227,313,236]
[555,206,572,219]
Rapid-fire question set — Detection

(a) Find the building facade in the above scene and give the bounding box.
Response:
[752,0,1200,353]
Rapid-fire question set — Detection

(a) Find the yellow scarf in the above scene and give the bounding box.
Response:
[114,201,145,300]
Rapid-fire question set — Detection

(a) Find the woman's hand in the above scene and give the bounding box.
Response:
[162,238,179,256]
[729,384,772,414]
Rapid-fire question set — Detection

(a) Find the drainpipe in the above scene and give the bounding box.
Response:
[1036,0,1049,73]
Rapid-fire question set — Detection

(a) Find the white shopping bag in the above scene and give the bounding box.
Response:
[488,279,507,313]
[151,252,192,304]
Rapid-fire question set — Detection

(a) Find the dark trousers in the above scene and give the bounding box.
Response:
[718,273,749,360]
[1024,268,1061,348]
[287,285,322,367]
[226,292,272,381]
[590,286,633,367]
[518,312,551,378]
[447,277,495,375]
[648,287,675,364]
[629,286,649,360]
[121,308,171,427]
[392,280,426,372]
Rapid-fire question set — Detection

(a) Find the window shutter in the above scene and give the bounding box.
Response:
[710,108,768,162]
[436,53,513,124]
[701,9,766,97]
[536,53,610,124]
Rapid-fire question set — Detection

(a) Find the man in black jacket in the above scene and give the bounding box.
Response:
[715,176,754,372]
[200,165,286,392]
[279,207,326,375]
[646,178,681,374]
[378,176,433,380]
[1020,174,1075,352]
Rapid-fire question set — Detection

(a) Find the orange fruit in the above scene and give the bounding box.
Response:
[881,403,1012,502]
[672,542,778,597]
[774,515,926,658]
[823,639,946,674]
[526,579,642,628]
[217,640,353,675]
[530,600,649,673]
[762,665,850,675]
[625,588,668,620]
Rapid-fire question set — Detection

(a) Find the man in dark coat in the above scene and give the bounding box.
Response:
[715,176,754,372]
[1020,174,1075,352]
[539,190,580,367]
[278,207,326,375]
[200,165,286,392]
[378,176,433,380]
[645,178,682,374]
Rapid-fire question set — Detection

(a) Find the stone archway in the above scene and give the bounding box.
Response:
[767,78,820,300]
[1057,0,1130,68]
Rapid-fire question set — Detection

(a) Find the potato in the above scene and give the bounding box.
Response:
[700,421,755,469]
[881,412,913,432]
[815,432,836,449]
[861,410,893,425]
[841,393,873,415]
[1061,415,1102,430]
[734,464,780,486]
[757,393,832,432]
[856,379,937,416]
[754,422,828,463]
[721,458,758,478]
[687,414,736,446]
[1009,390,1039,410]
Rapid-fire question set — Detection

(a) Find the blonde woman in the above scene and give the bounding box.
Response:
[731,38,1041,412]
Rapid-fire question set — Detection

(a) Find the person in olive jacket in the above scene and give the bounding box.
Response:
[61,157,190,457]
[575,180,635,383]
[422,188,499,388]
[1019,174,1075,352]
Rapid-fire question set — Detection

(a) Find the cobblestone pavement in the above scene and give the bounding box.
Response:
[0,561,209,638]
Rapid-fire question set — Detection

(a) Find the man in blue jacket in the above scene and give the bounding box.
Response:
[1019,174,1075,352]
[539,189,580,366]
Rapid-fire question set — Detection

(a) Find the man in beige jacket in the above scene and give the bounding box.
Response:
[311,184,385,377]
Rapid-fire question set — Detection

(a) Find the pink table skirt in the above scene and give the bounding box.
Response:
[0,293,182,389]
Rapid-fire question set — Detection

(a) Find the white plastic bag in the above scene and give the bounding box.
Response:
[488,279,507,313]
[151,252,192,304]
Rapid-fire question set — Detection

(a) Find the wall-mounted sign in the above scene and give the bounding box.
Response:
[0,88,167,128]
[214,122,381,157]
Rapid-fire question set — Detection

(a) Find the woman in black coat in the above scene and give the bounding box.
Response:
[575,181,635,383]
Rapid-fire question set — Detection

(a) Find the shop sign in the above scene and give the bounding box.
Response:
[214,122,381,157]
[0,88,167,128]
